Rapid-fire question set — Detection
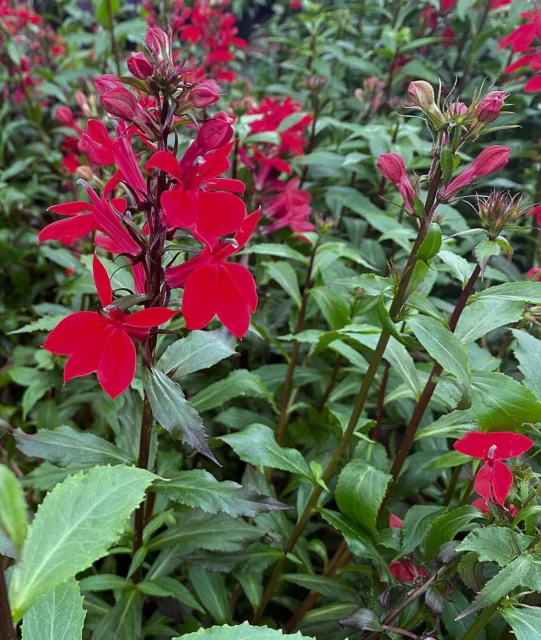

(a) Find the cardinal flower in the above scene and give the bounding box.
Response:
[166,210,259,338]
[454,432,533,508]
[44,255,178,399]
[389,513,403,529]
[442,146,511,199]
[389,560,428,583]
[376,153,416,214]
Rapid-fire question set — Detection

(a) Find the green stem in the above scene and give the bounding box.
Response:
[444,464,463,506]
[462,603,498,640]
[0,560,16,640]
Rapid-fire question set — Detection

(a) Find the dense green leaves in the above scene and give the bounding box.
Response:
[191,371,272,413]
[457,527,533,567]
[173,622,315,639]
[9,465,154,621]
[0,464,28,558]
[424,506,481,559]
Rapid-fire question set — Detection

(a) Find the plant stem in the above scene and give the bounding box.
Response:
[317,354,342,412]
[0,559,16,640]
[253,171,442,624]
[380,264,481,513]
[106,0,121,76]
[275,239,320,445]
[444,463,463,506]
[372,361,391,441]
[462,603,498,640]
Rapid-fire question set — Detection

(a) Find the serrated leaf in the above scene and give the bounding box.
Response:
[458,552,486,592]
[220,424,314,479]
[335,460,391,536]
[9,465,155,621]
[457,527,532,567]
[143,368,215,463]
[511,329,541,400]
[474,240,501,276]
[91,590,142,640]
[438,251,474,288]
[159,328,236,376]
[400,505,445,557]
[187,566,230,624]
[502,606,541,640]
[21,580,85,640]
[0,464,28,559]
[470,281,541,304]
[191,370,272,413]
[15,426,132,466]
[172,621,314,639]
[10,315,67,335]
[424,506,481,560]
[455,298,524,344]
[153,470,290,518]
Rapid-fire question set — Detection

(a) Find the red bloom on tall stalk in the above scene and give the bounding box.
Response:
[454,432,533,508]
[442,146,511,198]
[44,255,178,399]
[500,7,541,92]
[376,153,416,214]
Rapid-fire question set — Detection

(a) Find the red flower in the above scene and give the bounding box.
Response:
[389,560,428,583]
[389,513,403,529]
[290,0,301,9]
[472,497,519,516]
[527,267,541,281]
[454,432,533,507]
[44,254,178,399]
[442,146,511,198]
[261,177,314,235]
[500,8,541,53]
[166,211,259,338]
[376,153,416,214]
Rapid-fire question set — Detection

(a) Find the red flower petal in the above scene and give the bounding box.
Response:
[210,178,246,193]
[474,461,513,507]
[454,431,533,460]
[97,328,136,399]
[220,209,260,260]
[389,513,403,528]
[161,188,198,229]
[504,53,535,74]
[197,191,246,238]
[216,265,251,338]
[38,215,96,245]
[471,497,489,515]
[525,74,541,92]
[48,201,93,216]
[63,325,113,382]
[43,312,110,355]
[146,150,183,181]
[92,253,113,307]
[223,262,257,312]
[182,265,217,330]
[125,308,179,328]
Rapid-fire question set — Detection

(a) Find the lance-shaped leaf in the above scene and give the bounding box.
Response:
[424,506,482,559]
[191,370,273,413]
[153,470,290,518]
[0,464,28,559]
[511,329,541,400]
[173,621,315,639]
[455,298,524,344]
[457,527,533,568]
[15,425,132,467]
[21,580,85,640]
[9,465,154,622]
[143,368,216,463]
[502,606,541,640]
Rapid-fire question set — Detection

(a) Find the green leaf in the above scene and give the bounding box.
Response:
[385,337,421,397]
[15,426,132,466]
[511,329,541,400]
[173,621,314,639]
[502,606,541,640]
[243,244,309,264]
[310,286,350,330]
[10,315,67,335]
[0,464,28,559]
[400,506,445,556]
[335,460,391,535]
[188,567,230,624]
[265,261,301,307]
[314,242,376,273]
[148,511,262,553]
[457,527,533,567]
[438,251,473,288]
[407,315,471,396]
[158,328,236,376]
[21,580,85,640]
[470,281,541,305]
[282,574,358,603]
[191,370,272,413]
[93,0,120,28]
[474,239,501,276]
[220,424,314,479]
[79,575,128,592]
[471,371,541,431]
[332,274,392,295]
[145,577,204,612]
[153,470,289,518]
[455,298,524,344]
[91,590,142,640]
[9,465,155,621]
[143,368,215,463]
[424,506,482,559]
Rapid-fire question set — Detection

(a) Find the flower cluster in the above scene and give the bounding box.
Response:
[239,97,314,234]
[501,6,541,93]
[40,26,258,399]
[454,432,533,509]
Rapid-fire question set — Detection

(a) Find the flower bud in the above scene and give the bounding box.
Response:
[477,190,523,238]
[447,101,468,120]
[56,106,74,126]
[146,27,171,62]
[475,90,507,124]
[93,74,124,97]
[127,52,153,79]
[376,152,416,215]
[407,80,445,125]
[197,112,234,150]
[189,79,220,108]
[442,145,511,199]
[99,88,152,131]
[75,165,94,181]
[75,91,91,116]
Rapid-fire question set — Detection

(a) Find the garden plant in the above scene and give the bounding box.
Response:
[2,1,541,639]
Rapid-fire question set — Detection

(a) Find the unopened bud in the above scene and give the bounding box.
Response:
[198,112,233,150]
[99,88,152,130]
[75,165,94,181]
[93,74,123,97]
[475,90,507,125]
[127,52,153,79]
[407,80,444,126]
[447,101,468,120]
[477,189,523,238]
[146,27,171,62]
[56,106,74,126]
[189,79,220,108]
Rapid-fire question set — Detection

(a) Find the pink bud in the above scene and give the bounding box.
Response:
[443,145,511,198]
[127,52,153,79]
[475,91,507,124]
[146,27,171,62]
[99,88,152,130]
[56,106,74,126]
[389,513,403,529]
[447,101,468,119]
[407,81,444,124]
[93,74,124,97]
[376,152,416,214]
[198,112,234,151]
[189,79,220,108]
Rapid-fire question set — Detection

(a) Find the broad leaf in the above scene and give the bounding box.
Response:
[511,329,541,400]
[457,527,532,567]
[310,286,350,330]
[191,370,272,413]
[143,368,215,463]
[173,621,314,639]
[335,460,391,535]
[15,425,132,466]
[455,298,524,344]
[188,567,230,624]
[424,506,481,559]
[243,244,309,264]
[21,580,85,640]
[400,505,445,556]
[159,328,236,376]
[9,465,154,621]
[220,424,314,479]
[265,261,302,307]
[153,470,289,518]
[470,281,541,304]
[502,606,541,640]
[0,464,28,558]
